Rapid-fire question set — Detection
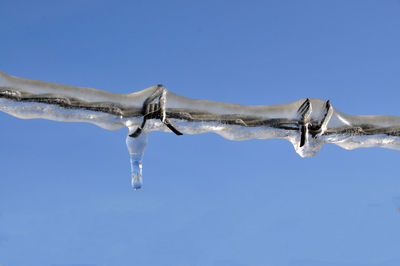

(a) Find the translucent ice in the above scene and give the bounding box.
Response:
[126,130,148,190]
[2,70,400,189]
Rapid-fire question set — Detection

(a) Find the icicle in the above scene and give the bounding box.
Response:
[126,129,148,190]
[3,70,400,189]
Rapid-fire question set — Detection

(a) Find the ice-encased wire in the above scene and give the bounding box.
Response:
[1,70,400,189]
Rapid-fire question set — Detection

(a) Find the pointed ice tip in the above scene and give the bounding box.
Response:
[132,182,142,190]
[130,162,143,190]
[131,167,143,190]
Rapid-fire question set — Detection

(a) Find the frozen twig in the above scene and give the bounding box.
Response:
[1,70,400,189]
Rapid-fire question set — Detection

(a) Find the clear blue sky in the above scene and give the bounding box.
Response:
[1,1,400,265]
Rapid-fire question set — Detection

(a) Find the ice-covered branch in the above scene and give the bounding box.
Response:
[1,70,400,189]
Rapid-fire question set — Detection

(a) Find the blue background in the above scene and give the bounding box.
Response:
[1,1,400,265]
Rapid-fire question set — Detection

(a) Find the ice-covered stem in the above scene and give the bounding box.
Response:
[2,70,400,188]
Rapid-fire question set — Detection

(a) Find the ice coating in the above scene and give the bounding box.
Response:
[1,70,400,189]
